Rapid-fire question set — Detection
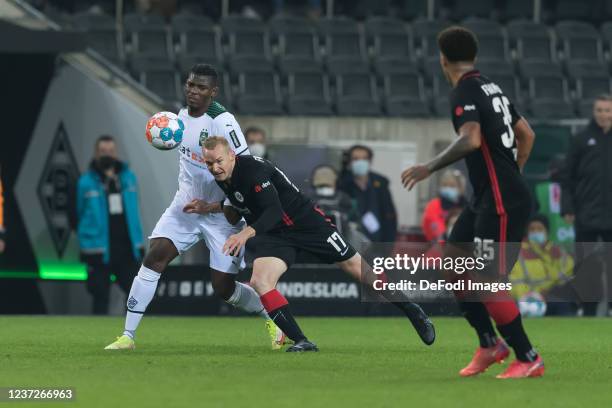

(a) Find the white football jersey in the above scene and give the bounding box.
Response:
[175,102,249,205]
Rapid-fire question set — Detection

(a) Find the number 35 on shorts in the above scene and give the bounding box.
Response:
[327,231,349,255]
[473,237,495,260]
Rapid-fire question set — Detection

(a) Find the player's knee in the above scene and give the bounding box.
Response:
[249,274,273,295]
[142,239,177,272]
[210,272,235,300]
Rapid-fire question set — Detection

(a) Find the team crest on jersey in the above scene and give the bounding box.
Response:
[234,191,244,202]
[199,129,209,146]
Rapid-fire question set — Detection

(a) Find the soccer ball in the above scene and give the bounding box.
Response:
[145,111,184,150]
[518,292,547,317]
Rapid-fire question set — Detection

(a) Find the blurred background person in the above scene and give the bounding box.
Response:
[76,135,145,314]
[421,169,466,242]
[0,167,4,255]
[561,95,612,316]
[244,126,268,159]
[510,214,576,316]
[310,165,368,251]
[338,145,397,243]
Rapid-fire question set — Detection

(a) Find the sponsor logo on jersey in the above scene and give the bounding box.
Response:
[234,191,244,202]
[254,185,262,193]
[198,129,209,146]
[455,106,464,116]
[464,104,476,111]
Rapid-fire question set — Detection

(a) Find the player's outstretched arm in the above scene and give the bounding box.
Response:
[401,121,481,190]
[512,118,535,172]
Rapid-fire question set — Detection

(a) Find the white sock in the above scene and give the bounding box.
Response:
[123,266,161,339]
[227,281,269,318]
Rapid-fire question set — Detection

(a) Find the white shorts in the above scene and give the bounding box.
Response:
[149,202,245,274]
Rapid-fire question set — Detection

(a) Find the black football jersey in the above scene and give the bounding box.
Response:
[216,156,315,233]
[449,70,531,214]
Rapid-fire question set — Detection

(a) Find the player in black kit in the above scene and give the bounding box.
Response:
[202,136,435,352]
[401,27,544,378]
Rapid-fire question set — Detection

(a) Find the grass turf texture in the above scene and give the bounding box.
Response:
[0,317,610,408]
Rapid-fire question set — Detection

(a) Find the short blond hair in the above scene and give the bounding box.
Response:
[202,136,229,151]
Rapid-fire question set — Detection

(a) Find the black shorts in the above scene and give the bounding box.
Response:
[246,209,357,267]
[448,204,531,275]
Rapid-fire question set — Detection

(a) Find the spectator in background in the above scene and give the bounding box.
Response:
[561,95,612,316]
[510,214,576,316]
[244,127,268,159]
[77,136,145,314]
[0,169,4,254]
[421,169,466,242]
[338,145,397,243]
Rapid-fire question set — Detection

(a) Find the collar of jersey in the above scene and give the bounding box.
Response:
[459,69,481,82]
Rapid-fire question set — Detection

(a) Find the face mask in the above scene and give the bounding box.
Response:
[249,143,266,157]
[316,186,335,197]
[97,156,116,171]
[528,231,547,245]
[351,160,370,176]
[439,186,460,203]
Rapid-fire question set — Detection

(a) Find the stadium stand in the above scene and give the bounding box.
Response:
[35,0,612,117]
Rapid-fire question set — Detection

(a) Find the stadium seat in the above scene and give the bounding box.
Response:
[335,73,382,116]
[222,15,272,72]
[567,61,611,100]
[600,22,612,54]
[519,60,563,81]
[234,70,283,115]
[172,15,222,71]
[365,17,414,62]
[461,18,508,62]
[501,0,534,21]
[506,19,555,62]
[412,19,452,60]
[72,12,121,62]
[401,0,429,20]
[139,65,181,105]
[123,13,172,73]
[286,69,333,116]
[374,58,419,76]
[451,0,498,20]
[528,100,575,119]
[555,21,602,62]
[383,71,429,117]
[432,74,451,101]
[423,56,445,82]
[274,20,321,73]
[318,17,368,73]
[553,0,594,22]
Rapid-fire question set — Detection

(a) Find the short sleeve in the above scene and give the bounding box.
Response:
[213,113,250,156]
[509,101,522,126]
[450,85,480,131]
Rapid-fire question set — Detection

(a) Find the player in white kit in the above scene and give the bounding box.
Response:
[105,64,285,350]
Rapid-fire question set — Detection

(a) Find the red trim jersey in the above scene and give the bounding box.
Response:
[450,70,531,215]
[217,156,317,233]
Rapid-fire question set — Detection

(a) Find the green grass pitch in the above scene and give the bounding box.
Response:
[1,316,610,407]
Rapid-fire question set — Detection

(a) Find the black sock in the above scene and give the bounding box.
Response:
[458,302,498,348]
[268,304,307,343]
[497,314,538,362]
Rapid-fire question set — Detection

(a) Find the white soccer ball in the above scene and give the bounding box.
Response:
[145,111,184,150]
[518,292,547,317]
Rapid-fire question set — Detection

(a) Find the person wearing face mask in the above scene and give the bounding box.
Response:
[244,126,268,159]
[76,135,145,314]
[337,145,397,244]
[510,214,576,316]
[422,169,466,242]
[562,94,612,316]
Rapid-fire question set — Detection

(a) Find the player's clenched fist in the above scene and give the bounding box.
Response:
[401,164,431,191]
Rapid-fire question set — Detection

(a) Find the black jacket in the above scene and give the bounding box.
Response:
[338,172,398,242]
[561,120,612,230]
